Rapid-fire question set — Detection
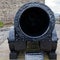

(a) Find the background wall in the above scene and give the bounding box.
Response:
[0,0,45,25]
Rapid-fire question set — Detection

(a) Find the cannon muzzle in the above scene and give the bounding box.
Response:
[14,2,55,40]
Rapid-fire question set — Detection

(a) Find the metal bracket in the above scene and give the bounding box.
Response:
[25,53,44,60]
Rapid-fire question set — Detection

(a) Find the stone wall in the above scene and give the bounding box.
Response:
[0,0,45,25]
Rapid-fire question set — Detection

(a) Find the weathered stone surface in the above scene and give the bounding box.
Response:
[0,0,45,25]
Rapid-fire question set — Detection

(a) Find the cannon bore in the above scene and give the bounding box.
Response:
[20,7,49,37]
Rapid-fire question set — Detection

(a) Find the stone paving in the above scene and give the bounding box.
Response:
[0,27,10,45]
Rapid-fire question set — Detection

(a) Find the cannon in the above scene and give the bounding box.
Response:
[8,2,58,60]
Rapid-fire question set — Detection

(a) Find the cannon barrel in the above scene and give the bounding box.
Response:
[8,2,57,59]
[14,2,55,40]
